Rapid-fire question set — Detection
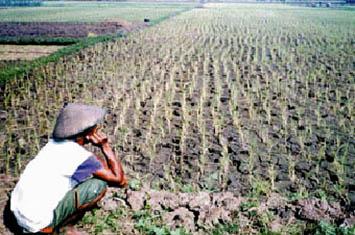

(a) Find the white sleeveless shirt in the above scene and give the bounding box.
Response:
[10,139,93,233]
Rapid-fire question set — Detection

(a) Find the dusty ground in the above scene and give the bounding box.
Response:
[0,45,64,61]
[0,21,146,38]
[1,180,353,234]
[0,174,17,235]
[81,187,355,234]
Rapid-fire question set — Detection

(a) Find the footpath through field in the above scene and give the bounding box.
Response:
[1,3,354,234]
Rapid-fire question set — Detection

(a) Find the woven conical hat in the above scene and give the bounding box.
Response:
[52,103,106,139]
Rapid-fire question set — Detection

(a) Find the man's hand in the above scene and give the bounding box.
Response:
[88,126,128,188]
[86,127,108,146]
[120,175,129,188]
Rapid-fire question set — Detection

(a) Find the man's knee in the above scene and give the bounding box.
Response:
[50,179,107,229]
[78,178,107,204]
[76,179,107,211]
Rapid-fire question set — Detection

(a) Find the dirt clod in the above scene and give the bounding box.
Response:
[269,218,283,232]
[189,192,211,210]
[266,193,287,209]
[99,188,127,211]
[212,192,242,211]
[163,207,195,232]
[148,191,179,211]
[296,198,344,222]
[198,206,232,226]
[127,190,145,211]
[341,215,355,227]
[0,110,7,120]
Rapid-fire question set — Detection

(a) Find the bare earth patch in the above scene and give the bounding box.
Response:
[0,45,64,61]
[1,185,353,234]
[0,21,147,38]
[76,187,353,234]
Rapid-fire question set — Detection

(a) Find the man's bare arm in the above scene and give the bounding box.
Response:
[93,143,127,187]
[86,128,127,187]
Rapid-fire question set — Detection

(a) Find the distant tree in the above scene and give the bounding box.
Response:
[0,0,42,7]
[196,0,204,8]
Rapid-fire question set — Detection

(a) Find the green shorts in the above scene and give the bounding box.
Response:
[50,178,107,228]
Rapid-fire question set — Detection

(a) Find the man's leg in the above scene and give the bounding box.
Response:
[40,178,107,234]
[61,186,107,226]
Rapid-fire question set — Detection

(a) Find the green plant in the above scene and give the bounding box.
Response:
[0,35,119,85]
[81,208,124,234]
[129,178,142,191]
[240,200,258,212]
[211,223,239,235]
[0,36,79,45]
[308,220,355,235]
[133,209,187,235]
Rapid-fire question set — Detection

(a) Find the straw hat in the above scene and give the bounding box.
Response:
[52,103,106,139]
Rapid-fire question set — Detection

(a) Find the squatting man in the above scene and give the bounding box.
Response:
[10,103,128,234]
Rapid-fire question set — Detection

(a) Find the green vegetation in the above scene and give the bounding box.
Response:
[211,223,239,235]
[0,35,119,85]
[309,221,355,235]
[133,209,174,235]
[0,1,196,23]
[0,0,42,7]
[81,207,191,235]
[73,205,355,235]
[0,1,196,84]
[81,208,124,234]
[0,36,79,45]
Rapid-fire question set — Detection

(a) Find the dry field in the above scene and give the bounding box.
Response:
[0,1,195,23]
[0,45,64,60]
[0,22,133,38]
[0,3,354,234]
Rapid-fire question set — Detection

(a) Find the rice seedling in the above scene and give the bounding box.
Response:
[0,5,353,233]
